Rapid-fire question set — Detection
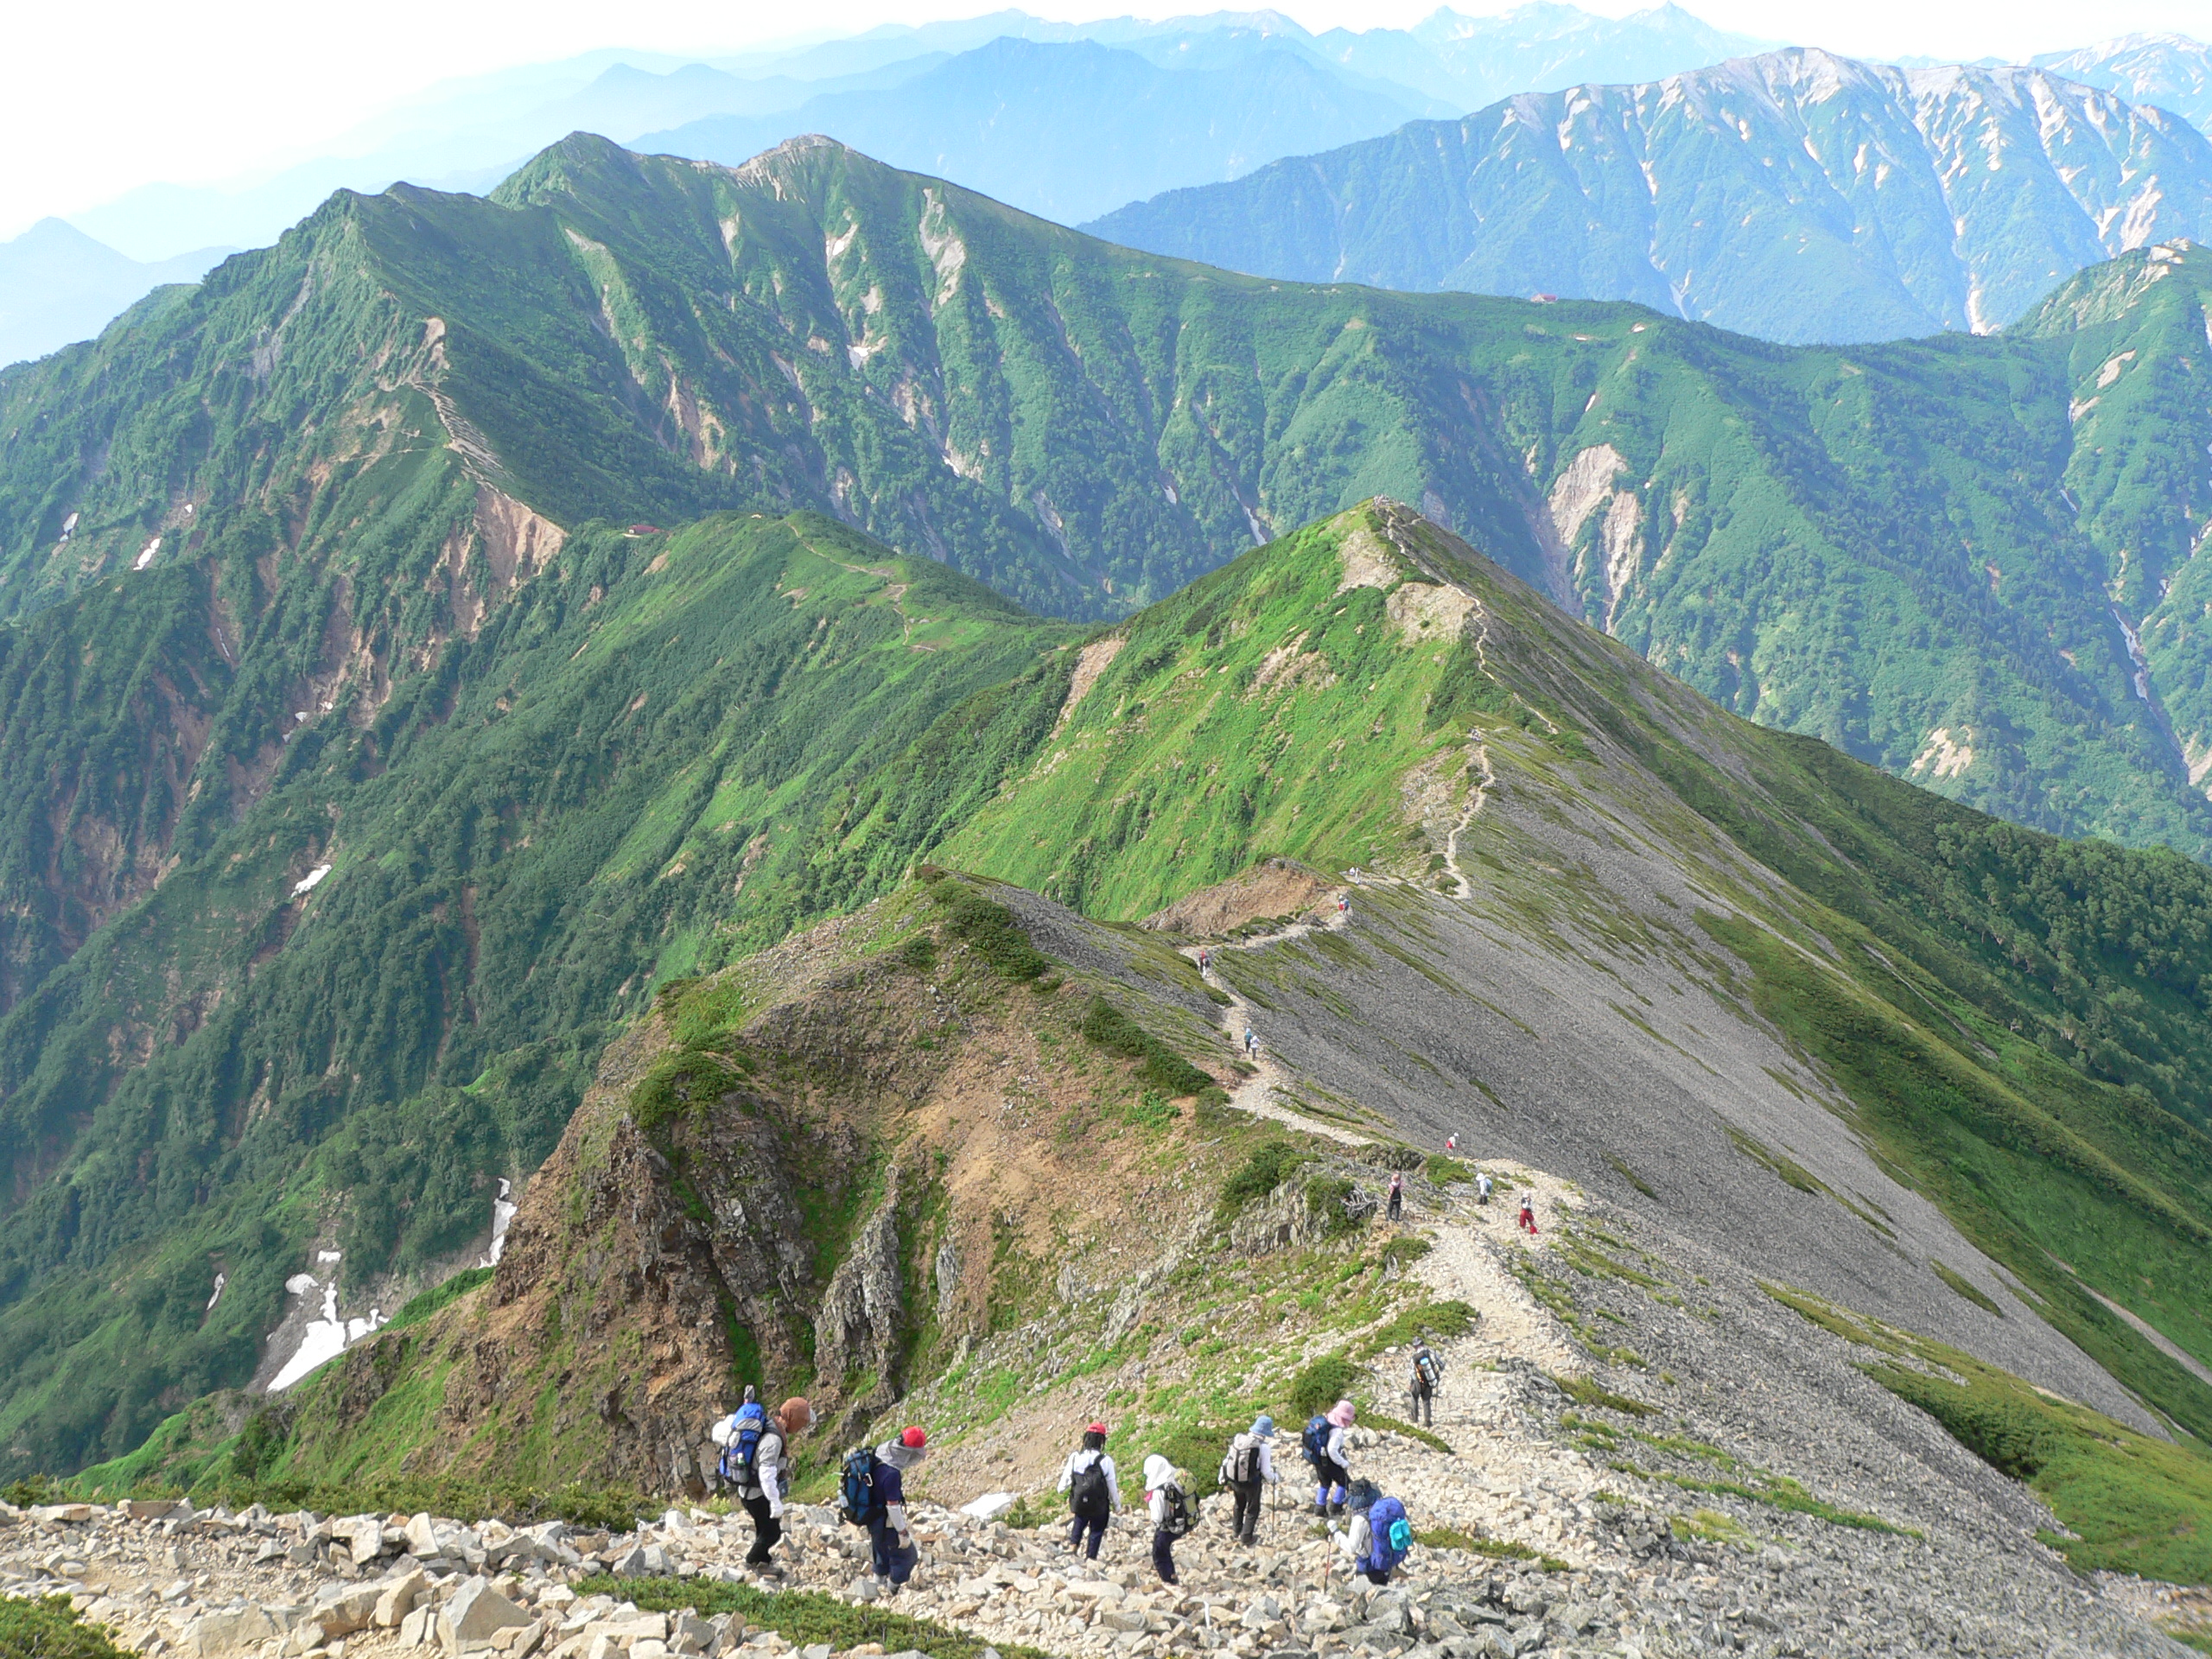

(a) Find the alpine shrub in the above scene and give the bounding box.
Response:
[1080,995,1213,1096]
[931,884,1051,980]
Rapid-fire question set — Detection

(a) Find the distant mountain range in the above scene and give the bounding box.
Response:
[633,36,1433,226]
[2035,33,2212,133]
[0,221,232,367]
[1085,48,2212,344]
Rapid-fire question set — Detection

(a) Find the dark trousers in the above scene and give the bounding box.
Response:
[1410,1381,1433,1425]
[1151,1529,1178,1584]
[868,1516,916,1583]
[1388,1192,1402,1220]
[1068,1511,1106,1559]
[741,1495,782,1563]
[1230,1480,1264,1543]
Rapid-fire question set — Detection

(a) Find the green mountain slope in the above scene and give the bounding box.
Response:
[7,136,2212,865]
[873,502,2212,1440]
[0,509,1072,1476]
[79,501,2212,1586]
[1083,48,2212,343]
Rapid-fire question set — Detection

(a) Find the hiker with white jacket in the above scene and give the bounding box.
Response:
[1143,1453,1196,1586]
[1218,1414,1281,1546]
[735,1396,811,1568]
[1056,1422,1122,1560]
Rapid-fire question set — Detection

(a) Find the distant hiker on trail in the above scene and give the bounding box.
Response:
[1338,893,1349,915]
[1446,1134,1458,1153]
[1245,1028,1261,1059]
[1476,1170,1492,1205]
[1198,947,1211,972]
[1304,1399,1356,1516]
[866,1427,927,1591]
[1143,1453,1196,1585]
[734,1397,811,1569]
[1408,1342,1442,1427]
[1333,1480,1412,1586]
[1519,1192,1539,1236]
[1386,1172,1404,1222]
[1218,1415,1281,1547]
[1057,1422,1122,1560]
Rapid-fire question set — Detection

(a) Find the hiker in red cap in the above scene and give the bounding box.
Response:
[868,1426,928,1590]
[1057,1421,1122,1560]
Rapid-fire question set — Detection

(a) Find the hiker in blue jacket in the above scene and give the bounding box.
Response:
[868,1427,928,1590]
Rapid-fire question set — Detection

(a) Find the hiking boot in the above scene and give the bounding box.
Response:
[1328,1502,1347,1518]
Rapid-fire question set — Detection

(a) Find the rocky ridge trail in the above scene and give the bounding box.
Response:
[6,1179,2197,1658]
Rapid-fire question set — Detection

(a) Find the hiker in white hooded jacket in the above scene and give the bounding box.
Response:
[1218,1414,1281,1546]
[1056,1422,1122,1560]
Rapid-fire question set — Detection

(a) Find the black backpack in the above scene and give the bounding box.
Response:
[1069,1456,1111,1520]
[1160,1482,1196,1539]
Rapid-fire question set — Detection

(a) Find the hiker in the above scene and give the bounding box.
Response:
[1408,1341,1441,1427]
[1446,1133,1458,1154]
[1338,893,1349,915]
[1218,1414,1281,1546]
[1333,1480,1412,1586]
[1198,947,1211,972]
[1519,1192,1539,1236]
[867,1427,928,1591]
[1386,1172,1404,1222]
[1476,1170,1492,1205]
[1056,1422,1122,1560]
[1304,1399,1355,1516]
[734,1397,811,1568]
[1245,1028,1260,1058]
[1143,1453,1195,1585]
[709,1388,768,1499]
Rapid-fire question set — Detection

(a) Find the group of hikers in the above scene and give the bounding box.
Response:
[709,1340,1448,1595]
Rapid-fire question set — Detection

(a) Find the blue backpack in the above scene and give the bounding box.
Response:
[1301,1414,1332,1467]
[1366,1496,1412,1574]
[839,1446,883,1527]
[718,1401,768,1484]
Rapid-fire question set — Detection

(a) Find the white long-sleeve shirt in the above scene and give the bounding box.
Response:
[1057,1448,1122,1510]
[1324,1424,1350,1469]
[1219,1435,1279,1484]
[740,1427,789,1515]
[1337,1513,1373,1566]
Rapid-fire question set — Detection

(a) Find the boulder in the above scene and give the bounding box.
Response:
[29,1503,93,1525]
[375,1568,429,1626]
[310,1581,385,1639]
[123,1499,181,1520]
[406,1513,443,1558]
[399,1605,437,1649]
[183,1606,283,1657]
[440,1577,532,1652]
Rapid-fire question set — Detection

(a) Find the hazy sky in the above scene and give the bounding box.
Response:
[5,0,2208,241]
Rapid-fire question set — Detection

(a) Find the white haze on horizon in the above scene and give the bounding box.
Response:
[1,0,2208,242]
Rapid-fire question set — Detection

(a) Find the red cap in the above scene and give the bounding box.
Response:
[1088,1421,1109,1436]
[901,1426,928,1448]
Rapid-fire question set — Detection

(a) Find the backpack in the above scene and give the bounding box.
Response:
[1069,1455,1111,1520]
[717,1401,768,1484]
[1366,1496,1412,1573]
[1301,1414,1332,1468]
[1222,1435,1262,1485]
[1414,1350,1442,1390]
[1160,1482,1196,1539]
[838,1446,882,1527]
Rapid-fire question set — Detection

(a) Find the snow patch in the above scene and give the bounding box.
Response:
[2115,609,2155,703]
[206,1273,226,1312]
[963,1492,1020,1521]
[270,1259,385,1391]
[292,864,331,897]
[480,1179,518,1268]
[133,537,161,571]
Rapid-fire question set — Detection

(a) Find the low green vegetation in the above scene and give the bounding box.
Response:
[1553,1375,1656,1418]
[1767,1284,2212,1582]
[1216,1141,1313,1224]
[0,1595,133,1659]
[1078,994,1216,1097]
[576,1575,1050,1659]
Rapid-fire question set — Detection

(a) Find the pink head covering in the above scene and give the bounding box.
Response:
[1327,1400,1357,1427]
